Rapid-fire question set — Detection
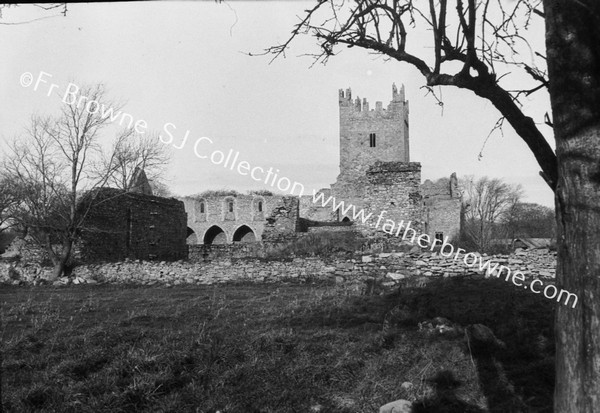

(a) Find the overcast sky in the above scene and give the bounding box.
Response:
[0,2,555,207]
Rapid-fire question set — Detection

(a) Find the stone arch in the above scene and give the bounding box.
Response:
[232,225,257,243]
[186,227,198,244]
[341,216,351,223]
[203,225,227,245]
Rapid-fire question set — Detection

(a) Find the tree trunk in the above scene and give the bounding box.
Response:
[554,136,600,411]
[543,0,600,411]
[51,239,73,279]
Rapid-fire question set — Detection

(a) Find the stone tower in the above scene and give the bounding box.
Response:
[331,83,411,212]
[337,83,410,182]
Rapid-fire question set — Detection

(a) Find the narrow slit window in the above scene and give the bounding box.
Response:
[228,201,234,213]
[200,202,205,213]
[369,133,376,147]
[258,201,263,212]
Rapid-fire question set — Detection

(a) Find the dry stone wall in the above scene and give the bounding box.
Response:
[2,248,557,289]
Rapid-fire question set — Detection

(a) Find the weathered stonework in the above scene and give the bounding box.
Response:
[421,174,462,241]
[299,189,337,221]
[181,195,300,245]
[262,197,301,242]
[306,84,461,243]
[337,83,410,182]
[183,84,461,248]
[1,247,558,288]
[78,188,188,262]
[362,162,424,234]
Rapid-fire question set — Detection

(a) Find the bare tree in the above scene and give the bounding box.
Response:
[0,3,68,24]
[3,85,121,278]
[263,0,557,186]
[503,202,556,240]
[95,129,171,191]
[0,173,22,233]
[267,0,600,410]
[461,176,523,250]
[150,180,174,198]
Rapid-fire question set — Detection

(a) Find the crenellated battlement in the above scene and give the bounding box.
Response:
[337,82,411,180]
[338,83,407,114]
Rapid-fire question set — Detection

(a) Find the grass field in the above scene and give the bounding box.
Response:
[1,277,554,412]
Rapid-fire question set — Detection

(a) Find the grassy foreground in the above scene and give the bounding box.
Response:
[1,278,554,412]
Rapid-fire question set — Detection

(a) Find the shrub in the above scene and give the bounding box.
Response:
[246,189,275,196]
[192,189,242,198]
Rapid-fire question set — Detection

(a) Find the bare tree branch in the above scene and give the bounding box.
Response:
[260,0,557,190]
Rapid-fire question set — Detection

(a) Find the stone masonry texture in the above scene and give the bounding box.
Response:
[78,188,188,262]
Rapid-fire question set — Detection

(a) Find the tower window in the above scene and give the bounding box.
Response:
[228,201,234,212]
[435,232,444,243]
[258,201,263,212]
[369,133,376,147]
[200,202,205,213]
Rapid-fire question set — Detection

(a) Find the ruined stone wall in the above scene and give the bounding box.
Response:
[306,225,357,234]
[421,176,462,242]
[424,198,462,242]
[360,162,423,237]
[79,188,187,262]
[182,194,294,244]
[299,190,338,221]
[176,84,460,250]
[3,247,556,288]
[261,197,301,243]
[2,236,54,266]
[188,243,267,261]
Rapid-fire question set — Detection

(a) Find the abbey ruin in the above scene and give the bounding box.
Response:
[5,84,460,266]
[183,84,461,248]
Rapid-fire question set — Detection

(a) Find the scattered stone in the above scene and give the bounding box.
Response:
[418,317,463,338]
[8,266,20,280]
[409,246,421,254]
[386,272,406,280]
[1,247,557,289]
[379,399,413,413]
